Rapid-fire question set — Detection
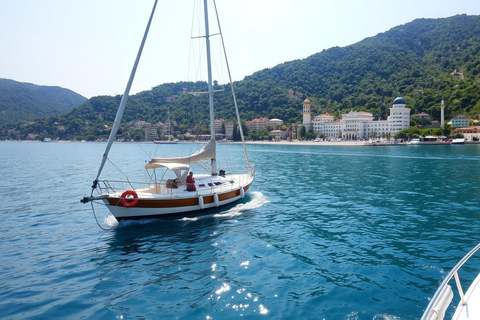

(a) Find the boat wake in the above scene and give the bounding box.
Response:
[179,191,269,222]
[213,191,269,218]
[104,213,119,228]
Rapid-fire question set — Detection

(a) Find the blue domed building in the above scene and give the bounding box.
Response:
[388,97,411,134]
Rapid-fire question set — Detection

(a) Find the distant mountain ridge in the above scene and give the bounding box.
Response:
[1,14,480,140]
[0,78,87,125]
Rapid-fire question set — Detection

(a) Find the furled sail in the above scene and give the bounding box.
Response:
[145,139,216,169]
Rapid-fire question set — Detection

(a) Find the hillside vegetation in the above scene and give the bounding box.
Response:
[1,14,480,140]
[0,78,87,125]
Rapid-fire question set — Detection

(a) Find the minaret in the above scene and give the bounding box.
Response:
[302,99,312,131]
[441,99,445,128]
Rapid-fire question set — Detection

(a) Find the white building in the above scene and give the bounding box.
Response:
[144,127,158,141]
[225,121,234,139]
[214,119,224,133]
[246,117,284,132]
[246,117,269,132]
[270,130,285,140]
[312,113,340,137]
[269,118,284,129]
[312,113,334,129]
[387,97,411,135]
[303,97,410,140]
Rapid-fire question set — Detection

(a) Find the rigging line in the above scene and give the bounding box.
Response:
[212,0,250,169]
[134,139,152,158]
[91,0,158,190]
[189,0,205,84]
[187,0,198,83]
[153,140,160,158]
[191,32,220,39]
[106,157,130,181]
[194,42,206,83]
[211,40,225,85]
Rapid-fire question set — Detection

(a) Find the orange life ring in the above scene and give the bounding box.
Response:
[120,190,138,207]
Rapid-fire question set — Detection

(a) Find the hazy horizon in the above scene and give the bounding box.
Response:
[1,0,480,98]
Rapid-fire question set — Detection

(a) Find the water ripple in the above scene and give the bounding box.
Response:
[1,142,480,319]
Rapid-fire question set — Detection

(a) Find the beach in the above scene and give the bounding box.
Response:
[244,140,369,146]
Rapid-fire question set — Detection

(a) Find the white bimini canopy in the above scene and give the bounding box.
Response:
[144,162,190,170]
[146,139,216,167]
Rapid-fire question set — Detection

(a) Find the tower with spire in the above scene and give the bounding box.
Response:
[302,99,312,131]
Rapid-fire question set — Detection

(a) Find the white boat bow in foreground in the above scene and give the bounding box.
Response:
[422,242,480,320]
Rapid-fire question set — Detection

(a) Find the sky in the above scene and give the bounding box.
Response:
[1,0,480,99]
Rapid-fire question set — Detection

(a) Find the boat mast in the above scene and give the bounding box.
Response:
[203,0,217,175]
[91,0,158,190]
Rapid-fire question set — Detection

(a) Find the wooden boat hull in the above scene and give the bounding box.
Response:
[103,177,252,221]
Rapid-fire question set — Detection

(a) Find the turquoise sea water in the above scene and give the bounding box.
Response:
[1,141,480,319]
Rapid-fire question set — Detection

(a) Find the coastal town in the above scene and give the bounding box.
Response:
[134,96,477,145]
[10,92,478,146]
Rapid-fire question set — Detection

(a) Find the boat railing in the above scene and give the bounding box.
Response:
[421,242,480,320]
[97,179,153,194]
[98,171,253,195]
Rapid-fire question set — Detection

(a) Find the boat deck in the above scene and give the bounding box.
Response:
[137,174,245,198]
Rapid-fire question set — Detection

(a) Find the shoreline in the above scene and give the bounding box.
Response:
[4,139,479,146]
[1,139,366,146]
[240,140,480,146]
[242,140,368,146]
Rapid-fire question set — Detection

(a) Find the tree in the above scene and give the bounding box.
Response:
[305,128,315,140]
[395,126,422,140]
[233,122,247,141]
[299,126,306,139]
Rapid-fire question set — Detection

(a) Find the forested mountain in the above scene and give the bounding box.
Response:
[245,14,480,121]
[2,14,480,140]
[0,78,87,125]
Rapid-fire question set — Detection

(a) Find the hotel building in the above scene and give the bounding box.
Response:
[304,97,410,140]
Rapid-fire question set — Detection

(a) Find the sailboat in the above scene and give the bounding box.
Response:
[81,0,254,221]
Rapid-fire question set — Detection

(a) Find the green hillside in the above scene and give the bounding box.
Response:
[248,14,480,121]
[0,78,87,125]
[2,14,480,140]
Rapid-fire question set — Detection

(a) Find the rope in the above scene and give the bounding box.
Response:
[212,0,251,169]
[135,139,151,158]
[91,201,115,231]
[105,157,130,180]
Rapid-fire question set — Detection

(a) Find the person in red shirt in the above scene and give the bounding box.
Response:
[186,171,196,191]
